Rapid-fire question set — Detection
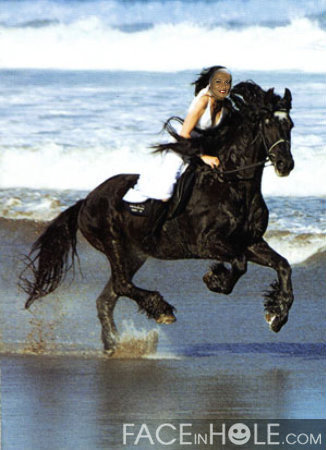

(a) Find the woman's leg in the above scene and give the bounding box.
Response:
[123,151,187,203]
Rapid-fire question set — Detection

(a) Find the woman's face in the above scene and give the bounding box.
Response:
[209,70,232,100]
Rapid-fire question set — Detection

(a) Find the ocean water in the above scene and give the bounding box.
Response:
[0,0,325,72]
[0,68,325,264]
[0,1,325,449]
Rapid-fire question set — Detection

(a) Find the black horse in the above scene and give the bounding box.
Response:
[21,81,295,354]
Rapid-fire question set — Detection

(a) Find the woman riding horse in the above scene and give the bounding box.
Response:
[123,66,231,208]
[20,80,295,355]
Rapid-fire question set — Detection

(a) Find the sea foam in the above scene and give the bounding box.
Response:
[1,18,325,73]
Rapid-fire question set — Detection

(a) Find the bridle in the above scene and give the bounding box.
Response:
[218,113,290,176]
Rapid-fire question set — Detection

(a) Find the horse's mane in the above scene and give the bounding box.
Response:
[152,104,242,159]
[232,80,285,109]
[231,81,266,107]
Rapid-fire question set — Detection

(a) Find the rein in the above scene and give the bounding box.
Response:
[218,124,288,176]
[219,159,268,175]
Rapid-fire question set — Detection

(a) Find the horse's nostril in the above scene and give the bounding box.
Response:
[277,160,285,171]
[276,158,294,174]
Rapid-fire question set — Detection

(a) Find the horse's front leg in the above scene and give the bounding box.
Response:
[246,239,294,332]
[203,254,247,295]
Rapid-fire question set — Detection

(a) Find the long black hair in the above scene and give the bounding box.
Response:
[192,65,232,95]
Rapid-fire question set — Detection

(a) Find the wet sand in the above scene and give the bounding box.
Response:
[1,351,325,450]
[0,219,325,449]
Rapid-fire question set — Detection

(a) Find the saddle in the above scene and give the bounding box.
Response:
[125,163,197,220]
[168,163,197,219]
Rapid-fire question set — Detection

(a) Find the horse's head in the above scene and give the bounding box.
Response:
[259,88,294,177]
[231,82,295,177]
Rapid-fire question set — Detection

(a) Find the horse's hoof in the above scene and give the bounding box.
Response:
[203,268,233,294]
[156,313,176,324]
[203,271,213,283]
[104,348,116,357]
[265,313,282,333]
[266,312,276,326]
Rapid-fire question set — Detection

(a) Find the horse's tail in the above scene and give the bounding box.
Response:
[20,200,84,309]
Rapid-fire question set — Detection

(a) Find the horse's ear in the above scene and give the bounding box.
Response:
[283,88,292,108]
[264,88,274,106]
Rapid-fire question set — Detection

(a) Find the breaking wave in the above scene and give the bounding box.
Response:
[0,0,325,72]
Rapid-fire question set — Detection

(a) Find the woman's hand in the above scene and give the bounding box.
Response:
[200,155,220,168]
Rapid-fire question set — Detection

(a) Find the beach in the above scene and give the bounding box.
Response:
[0,0,325,448]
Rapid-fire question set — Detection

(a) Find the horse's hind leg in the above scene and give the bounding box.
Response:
[96,279,119,354]
[96,253,148,353]
[105,239,176,325]
[246,239,294,332]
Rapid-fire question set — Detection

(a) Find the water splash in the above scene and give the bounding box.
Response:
[23,307,67,354]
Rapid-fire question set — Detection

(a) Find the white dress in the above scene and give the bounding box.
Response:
[123,86,224,203]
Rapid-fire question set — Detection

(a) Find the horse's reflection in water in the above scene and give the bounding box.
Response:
[21,82,295,355]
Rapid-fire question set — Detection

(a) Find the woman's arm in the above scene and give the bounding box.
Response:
[180,95,207,138]
[180,95,220,169]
